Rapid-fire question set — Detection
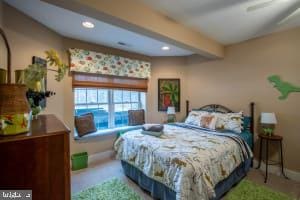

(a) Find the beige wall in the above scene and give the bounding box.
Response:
[147,57,187,123]
[2,3,152,156]
[0,1,5,69]
[0,1,3,28]
[61,38,151,155]
[3,3,300,172]
[66,56,188,155]
[3,4,65,121]
[187,28,300,171]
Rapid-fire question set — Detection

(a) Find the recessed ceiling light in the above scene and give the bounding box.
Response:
[161,46,170,50]
[82,21,94,29]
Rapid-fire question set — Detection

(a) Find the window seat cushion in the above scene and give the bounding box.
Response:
[74,125,143,142]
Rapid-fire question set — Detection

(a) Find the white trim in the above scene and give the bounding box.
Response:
[253,159,300,182]
[74,88,145,130]
[108,89,114,128]
[74,125,143,141]
[88,150,115,166]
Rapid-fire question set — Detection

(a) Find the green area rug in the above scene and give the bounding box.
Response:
[72,178,142,200]
[225,179,295,200]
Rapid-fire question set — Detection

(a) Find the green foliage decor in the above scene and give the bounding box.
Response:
[45,49,68,82]
[24,64,47,91]
[24,49,68,117]
[24,50,68,91]
[162,82,179,107]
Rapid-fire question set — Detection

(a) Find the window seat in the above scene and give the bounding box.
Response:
[74,125,143,142]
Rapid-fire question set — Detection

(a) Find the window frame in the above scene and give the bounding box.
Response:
[74,88,145,130]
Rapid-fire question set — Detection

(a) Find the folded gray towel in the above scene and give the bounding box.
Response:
[141,130,163,137]
[142,124,164,132]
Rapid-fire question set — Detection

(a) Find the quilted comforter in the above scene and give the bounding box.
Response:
[114,123,252,200]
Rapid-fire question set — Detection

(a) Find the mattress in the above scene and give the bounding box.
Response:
[122,158,252,200]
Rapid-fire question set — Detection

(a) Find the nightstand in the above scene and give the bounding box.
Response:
[256,134,288,183]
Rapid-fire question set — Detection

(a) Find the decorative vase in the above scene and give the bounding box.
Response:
[15,70,44,119]
[31,105,42,120]
[0,84,32,135]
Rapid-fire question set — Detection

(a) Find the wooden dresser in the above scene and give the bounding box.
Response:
[0,114,71,200]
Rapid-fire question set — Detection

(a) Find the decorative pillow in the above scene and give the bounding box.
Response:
[214,112,243,133]
[200,114,217,130]
[185,111,208,126]
[75,113,97,137]
[128,109,145,126]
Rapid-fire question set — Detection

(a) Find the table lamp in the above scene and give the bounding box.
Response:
[261,112,277,136]
[167,106,176,123]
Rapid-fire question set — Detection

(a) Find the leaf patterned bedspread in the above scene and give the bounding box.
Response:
[114,123,253,200]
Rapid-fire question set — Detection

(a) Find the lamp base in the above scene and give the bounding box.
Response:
[167,114,176,123]
[263,127,274,136]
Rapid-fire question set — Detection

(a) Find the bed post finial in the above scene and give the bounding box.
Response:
[186,100,189,117]
[250,102,255,134]
[250,102,255,152]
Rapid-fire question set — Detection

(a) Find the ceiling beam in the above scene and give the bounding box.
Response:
[44,0,224,58]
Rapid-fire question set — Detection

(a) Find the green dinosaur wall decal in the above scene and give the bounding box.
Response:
[268,75,300,100]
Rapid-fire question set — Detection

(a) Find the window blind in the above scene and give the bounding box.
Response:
[72,72,148,92]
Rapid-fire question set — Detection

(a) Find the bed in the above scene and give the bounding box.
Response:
[114,102,255,200]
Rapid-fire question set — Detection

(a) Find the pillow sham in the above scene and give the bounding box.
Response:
[200,114,217,130]
[214,112,243,133]
[185,111,208,126]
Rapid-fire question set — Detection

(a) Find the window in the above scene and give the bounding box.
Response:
[74,88,146,130]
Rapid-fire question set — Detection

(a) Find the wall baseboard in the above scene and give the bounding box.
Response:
[88,150,115,166]
[253,160,300,182]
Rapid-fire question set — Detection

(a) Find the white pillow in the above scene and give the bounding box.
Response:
[213,112,244,133]
[185,111,208,126]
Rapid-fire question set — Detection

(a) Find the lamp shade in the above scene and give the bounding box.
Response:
[261,112,277,124]
[167,106,175,115]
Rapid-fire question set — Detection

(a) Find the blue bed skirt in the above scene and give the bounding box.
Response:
[121,158,252,200]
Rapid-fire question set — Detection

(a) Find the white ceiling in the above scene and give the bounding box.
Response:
[4,0,193,56]
[141,0,300,45]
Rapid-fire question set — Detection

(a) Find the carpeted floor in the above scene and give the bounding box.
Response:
[225,179,294,200]
[72,178,142,200]
[71,158,300,200]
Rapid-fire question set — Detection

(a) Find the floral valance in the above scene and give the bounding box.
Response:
[69,48,151,79]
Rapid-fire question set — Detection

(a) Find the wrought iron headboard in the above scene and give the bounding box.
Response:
[185,101,255,151]
[192,104,234,113]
